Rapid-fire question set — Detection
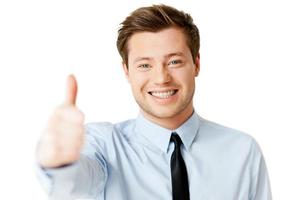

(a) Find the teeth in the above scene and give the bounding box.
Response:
[150,90,176,99]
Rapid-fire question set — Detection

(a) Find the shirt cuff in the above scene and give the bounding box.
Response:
[34,162,79,195]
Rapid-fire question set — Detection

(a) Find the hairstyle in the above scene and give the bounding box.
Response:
[117,4,200,67]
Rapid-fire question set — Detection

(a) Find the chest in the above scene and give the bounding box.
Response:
[103,145,251,200]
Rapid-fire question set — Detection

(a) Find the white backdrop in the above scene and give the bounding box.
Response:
[0,0,300,199]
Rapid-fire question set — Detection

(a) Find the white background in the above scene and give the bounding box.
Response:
[0,0,300,199]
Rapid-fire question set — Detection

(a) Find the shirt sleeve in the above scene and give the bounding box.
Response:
[249,138,273,200]
[35,124,108,200]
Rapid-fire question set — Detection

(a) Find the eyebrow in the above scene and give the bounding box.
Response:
[133,52,184,63]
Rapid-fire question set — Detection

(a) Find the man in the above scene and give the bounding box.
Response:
[36,4,272,200]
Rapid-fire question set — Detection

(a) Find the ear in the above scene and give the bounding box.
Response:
[122,61,130,82]
[194,53,200,77]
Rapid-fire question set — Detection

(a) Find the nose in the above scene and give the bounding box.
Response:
[152,65,171,85]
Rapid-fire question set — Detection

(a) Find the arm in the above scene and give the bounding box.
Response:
[36,148,107,199]
[249,139,272,200]
[35,75,107,199]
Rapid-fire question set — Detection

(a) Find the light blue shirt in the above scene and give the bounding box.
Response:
[36,111,272,200]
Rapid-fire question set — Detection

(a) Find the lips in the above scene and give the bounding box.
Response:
[148,89,178,99]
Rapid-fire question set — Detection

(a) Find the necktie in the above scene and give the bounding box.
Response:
[170,133,190,200]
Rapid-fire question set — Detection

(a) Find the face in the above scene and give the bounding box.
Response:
[123,27,200,127]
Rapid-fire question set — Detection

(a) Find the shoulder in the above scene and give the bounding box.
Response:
[198,116,252,140]
[84,119,135,142]
[81,120,134,158]
[197,116,263,156]
[85,121,114,135]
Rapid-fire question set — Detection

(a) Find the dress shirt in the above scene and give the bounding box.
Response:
[36,111,272,200]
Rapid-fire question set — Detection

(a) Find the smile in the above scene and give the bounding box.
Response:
[148,90,178,99]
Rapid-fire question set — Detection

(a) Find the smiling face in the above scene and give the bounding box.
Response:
[123,27,200,129]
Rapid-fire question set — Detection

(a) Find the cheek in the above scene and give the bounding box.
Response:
[172,68,195,86]
[129,72,149,91]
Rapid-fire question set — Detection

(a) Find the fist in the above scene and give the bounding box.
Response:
[37,75,85,168]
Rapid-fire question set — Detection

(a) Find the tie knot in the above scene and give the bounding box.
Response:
[170,133,183,147]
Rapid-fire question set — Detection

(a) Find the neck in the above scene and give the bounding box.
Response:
[141,105,194,130]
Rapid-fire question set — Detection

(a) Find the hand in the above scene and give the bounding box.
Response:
[37,74,85,168]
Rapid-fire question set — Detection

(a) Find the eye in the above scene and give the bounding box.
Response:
[137,64,151,71]
[139,64,149,68]
[168,60,182,66]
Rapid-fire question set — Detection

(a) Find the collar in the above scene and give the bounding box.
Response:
[134,111,200,153]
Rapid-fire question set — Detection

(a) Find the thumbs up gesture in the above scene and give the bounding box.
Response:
[37,75,85,168]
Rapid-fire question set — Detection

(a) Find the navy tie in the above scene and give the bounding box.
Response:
[170,133,190,200]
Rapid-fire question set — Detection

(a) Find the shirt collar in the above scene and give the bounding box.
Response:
[134,111,200,153]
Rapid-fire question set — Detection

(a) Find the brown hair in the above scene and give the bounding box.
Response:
[117,4,200,67]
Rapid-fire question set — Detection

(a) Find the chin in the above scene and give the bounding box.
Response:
[152,112,175,119]
[146,107,181,119]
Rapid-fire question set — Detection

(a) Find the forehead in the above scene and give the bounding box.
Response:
[127,27,190,62]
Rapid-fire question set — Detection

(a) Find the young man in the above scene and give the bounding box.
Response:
[36,4,272,200]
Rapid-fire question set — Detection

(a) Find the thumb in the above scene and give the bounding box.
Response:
[65,74,78,105]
